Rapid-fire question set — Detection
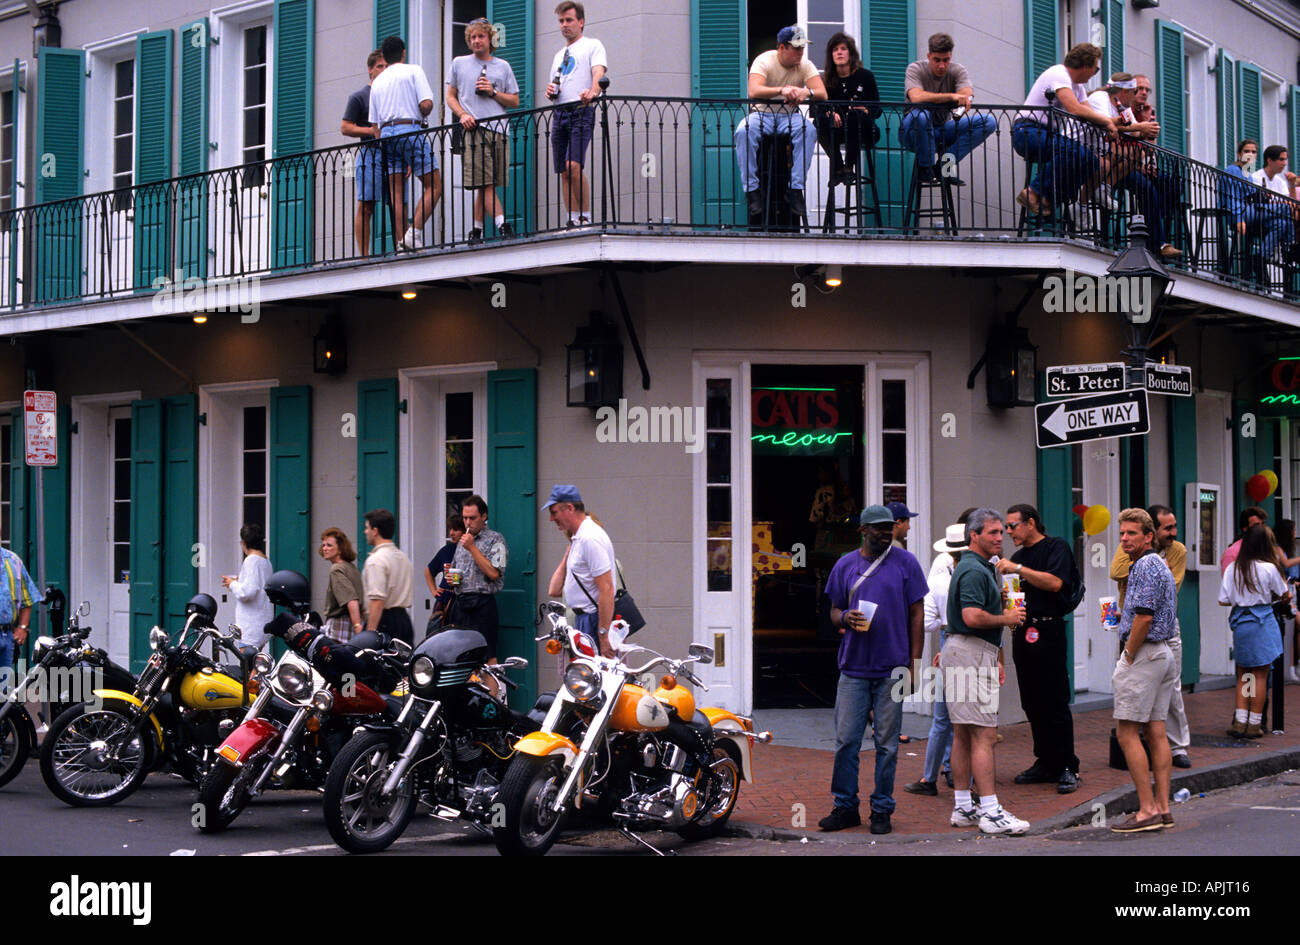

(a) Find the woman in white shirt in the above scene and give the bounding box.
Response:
[221,523,275,650]
[1218,525,1289,738]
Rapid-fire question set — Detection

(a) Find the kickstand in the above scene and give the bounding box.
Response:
[618,826,676,856]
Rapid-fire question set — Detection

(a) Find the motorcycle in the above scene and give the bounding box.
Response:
[39,593,258,807]
[492,601,771,856]
[0,600,136,789]
[321,626,542,854]
[196,609,411,831]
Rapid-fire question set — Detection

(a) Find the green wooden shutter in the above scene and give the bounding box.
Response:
[129,400,164,673]
[179,19,211,280]
[1168,397,1199,684]
[1023,0,1058,96]
[1154,20,1185,154]
[162,395,197,630]
[9,407,27,564]
[690,0,746,227]
[133,30,174,291]
[1101,0,1124,77]
[487,368,537,706]
[34,47,84,303]
[1036,378,1075,699]
[1237,62,1262,147]
[270,386,312,577]
[865,0,916,229]
[373,0,407,47]
[272,0,315,270]
[1217,50,1238,167]
[1290,86,1300,172]
[356,378,399,566]
[489,0,534,234]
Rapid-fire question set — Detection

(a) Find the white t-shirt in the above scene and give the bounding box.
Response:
[369,62,434,125]
[1218,559,1288,607]
[228,553,274,649]
[564,516,615,612]
[1252,168,1291,198]
[923,556,955,633]
[1018,64,1087,126]
[549,35,607,105]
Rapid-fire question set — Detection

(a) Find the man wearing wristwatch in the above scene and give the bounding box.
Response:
[996,503,1081,795]
[0,545,40,686]
[1109,508,1179,832]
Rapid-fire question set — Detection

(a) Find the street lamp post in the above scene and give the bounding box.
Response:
[1106,215,1174,389]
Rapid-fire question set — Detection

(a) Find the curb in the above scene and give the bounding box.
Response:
[727,746,1300,844]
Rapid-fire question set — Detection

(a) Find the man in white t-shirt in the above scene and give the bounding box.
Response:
[546,2,607,228]
[369,35,440,252]
[1251,145,1298,264]
[543,484,617,657]
[733,25,827,223]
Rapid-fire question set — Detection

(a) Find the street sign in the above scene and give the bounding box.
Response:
[23,389,57,466]
[1035,389,1150,448]
[1043,362,1127,399]
[1145,363,1193,397]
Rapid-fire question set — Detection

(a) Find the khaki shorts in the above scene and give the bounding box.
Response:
[940,633,1001,727]
[1112,640,1178,723]
[462,126,508,188]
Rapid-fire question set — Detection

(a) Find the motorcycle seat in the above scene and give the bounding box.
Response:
[527,691,556,725]
[687,710,712,735]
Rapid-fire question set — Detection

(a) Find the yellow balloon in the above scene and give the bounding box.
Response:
[1082,505,1111,535]
[1261,470,1279,497]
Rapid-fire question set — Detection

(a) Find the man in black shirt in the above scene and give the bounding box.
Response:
[996,503,1081,794]
[341,50,388,257]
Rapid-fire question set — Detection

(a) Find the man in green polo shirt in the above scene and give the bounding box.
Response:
[942,508,1029,835]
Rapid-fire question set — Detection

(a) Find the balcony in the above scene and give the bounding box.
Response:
[4,97,1297,325]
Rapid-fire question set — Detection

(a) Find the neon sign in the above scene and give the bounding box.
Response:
[751,386,853,454]
[752,430,853,448]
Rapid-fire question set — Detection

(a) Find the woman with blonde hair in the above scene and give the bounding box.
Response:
[320,527,365,642]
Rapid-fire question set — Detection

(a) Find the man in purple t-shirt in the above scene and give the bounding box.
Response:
[818,505,927,835]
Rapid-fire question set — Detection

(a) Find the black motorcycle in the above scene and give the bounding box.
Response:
[321,627,545,853]
[0,599,136,789]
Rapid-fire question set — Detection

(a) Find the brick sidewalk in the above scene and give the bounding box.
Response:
[734,684,1300,835]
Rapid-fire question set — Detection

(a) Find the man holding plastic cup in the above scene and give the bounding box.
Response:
[818,505,927,836]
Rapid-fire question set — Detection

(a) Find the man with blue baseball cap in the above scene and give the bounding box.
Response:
[544,484,617,656]
[887,500,919,549]
[819,504,927,834]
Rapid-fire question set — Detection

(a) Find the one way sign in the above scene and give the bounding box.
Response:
[1034,389,1150,448]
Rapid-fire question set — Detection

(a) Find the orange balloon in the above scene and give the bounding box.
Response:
[1261,470,1279,497]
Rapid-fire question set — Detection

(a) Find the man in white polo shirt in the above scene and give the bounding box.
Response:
[544,484,616,657]
[1251,145,1298,265]
[369,34,440,251]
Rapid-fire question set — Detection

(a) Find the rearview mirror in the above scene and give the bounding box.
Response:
[687,643,714,665]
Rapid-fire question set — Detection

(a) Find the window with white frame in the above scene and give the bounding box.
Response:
[443,391,475,522]
[1184,35,1213,164]
[881,378,908,506]
[112,414,131,583]
[112,57,135,210]
[242,24,268,187]
[0,88,15,213]
[0,418,9,549]
[242,404,268,534]
[1262,74,1285,152]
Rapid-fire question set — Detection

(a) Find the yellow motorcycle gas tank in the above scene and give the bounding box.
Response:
[654,682,696,722]
[610,683,671,732]
[177,668,245,710]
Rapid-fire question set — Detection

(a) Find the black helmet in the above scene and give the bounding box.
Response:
[186,593,218,620]
[265,569,311,613]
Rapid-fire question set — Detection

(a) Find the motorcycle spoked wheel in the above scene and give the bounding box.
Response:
[0,713,30,789]
[493,754,570,857]
[322,732,416,854]
[195,756,266,832]
[39,702,154,807]
[677,744,742,841]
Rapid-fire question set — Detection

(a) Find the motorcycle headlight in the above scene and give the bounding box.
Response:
[253,653,274,675]
[33,636,56,660]
[311,689,334,713]
[276,661,312,700]
[149,626,169,651]
[563,662,602,703]
[411,656,435,689]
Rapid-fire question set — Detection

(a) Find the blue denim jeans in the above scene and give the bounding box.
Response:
[922,693,953,784]
[1011,120,1099,207]
[1259,205,1296,261]
[830,673,901,814]
[900,111,997,168]
[734,111,817,192]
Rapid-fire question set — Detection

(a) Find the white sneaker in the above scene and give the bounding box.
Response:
[950,806,981,827]
[1097,187,1118,211]
[979,806,1030,835]
[1287,664,1299,683]
[402,227,424,250]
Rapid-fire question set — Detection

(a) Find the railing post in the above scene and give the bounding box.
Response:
[598,79,611,228]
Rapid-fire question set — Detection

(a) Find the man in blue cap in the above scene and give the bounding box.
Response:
[887,500,919,550]
[543,484,616,657]
[819,505,927,834]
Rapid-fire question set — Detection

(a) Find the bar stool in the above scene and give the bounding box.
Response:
[822,147,882,234]
[1189,208,1235,274]
[752,133,805,231]
[902,156,957,235]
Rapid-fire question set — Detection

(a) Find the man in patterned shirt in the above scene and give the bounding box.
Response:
[1110,507,1179,833]
[446,494,509,663]
[0,546,40,689]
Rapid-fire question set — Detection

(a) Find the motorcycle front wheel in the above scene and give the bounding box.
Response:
[677,745,742,840]
[493,754,569,857]
[39,702,152,807]
[323,732,416,854]
[196,757,264,832]
[0,712,30,788]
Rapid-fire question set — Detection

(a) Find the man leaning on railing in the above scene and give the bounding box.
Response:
[733,24,827,223]
[900,32,996,183]
[1252,144,1299,270]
